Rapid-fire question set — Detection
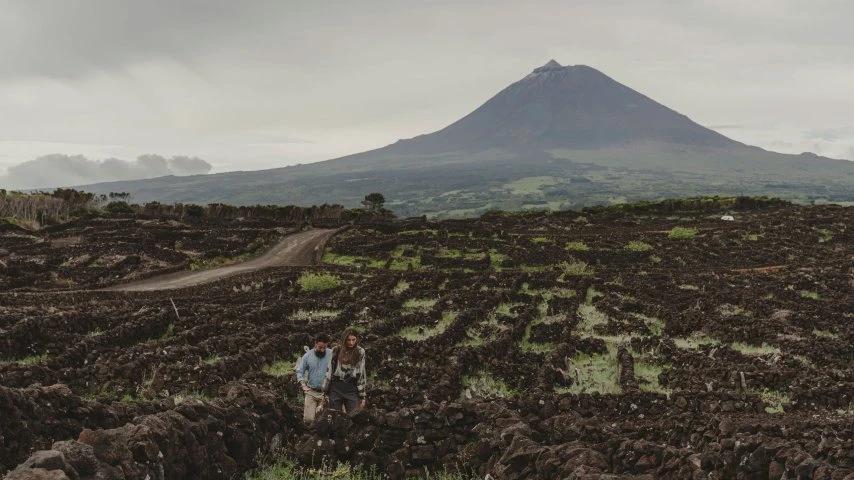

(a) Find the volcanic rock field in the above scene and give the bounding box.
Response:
[1,198,853,479]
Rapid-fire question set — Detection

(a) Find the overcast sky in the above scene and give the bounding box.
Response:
[1,0,852,188]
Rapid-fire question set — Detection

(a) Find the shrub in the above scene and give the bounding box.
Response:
[184,204,206,217]
[297,272,342,292]
[557,260,593,277]
[104,201,134,214]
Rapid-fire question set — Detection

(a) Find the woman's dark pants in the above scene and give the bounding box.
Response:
[328,378,360,414]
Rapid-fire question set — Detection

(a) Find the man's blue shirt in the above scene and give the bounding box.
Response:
[295,349,331,390]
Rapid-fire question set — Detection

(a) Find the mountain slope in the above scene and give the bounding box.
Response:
[77,61,854,216]
[388,61,742,153]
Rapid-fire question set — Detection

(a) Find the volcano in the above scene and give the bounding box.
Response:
[387,60,741,153]
[76,61,854,216]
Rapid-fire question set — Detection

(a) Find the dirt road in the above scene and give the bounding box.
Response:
[105,228,337,292]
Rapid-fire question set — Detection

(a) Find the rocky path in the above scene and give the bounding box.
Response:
[103,228,337,292]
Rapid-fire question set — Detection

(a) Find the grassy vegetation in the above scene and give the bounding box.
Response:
[816,228,833,243]
[190,252,253,271]
[557,260,593,278]
[564,241,589,251]
[392,280,410,295]
[625,241,653,252]
[0,353,49,365]
[800,290,821,300]
[560,351,620,395]
[634,360,670,395]
[246,458,476,480]
[673,334,720,350]
[667,227,698,239]
[292,309,341,321]
[730,342,780,356]
[201,354,220,365]
[488,249,506,270]
[322,252,385,269]
[756,388,790,414]
[297,272,342,292]
[172,392,213,405]
[148,323,175,343]
[399,311,458,341]
[631,313,665,336]
[812,328,839,339]
[461,372,516,399]
[263,360,295,378]
[402,297,438,311]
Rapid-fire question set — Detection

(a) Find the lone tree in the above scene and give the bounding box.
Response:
[362,192,386,212]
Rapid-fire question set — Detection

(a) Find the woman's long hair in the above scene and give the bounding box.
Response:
[338,328,361,365]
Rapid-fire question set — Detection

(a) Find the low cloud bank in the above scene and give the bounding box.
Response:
[1,154,212,189]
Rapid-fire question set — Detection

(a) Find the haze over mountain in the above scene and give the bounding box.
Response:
[77,61,854,216]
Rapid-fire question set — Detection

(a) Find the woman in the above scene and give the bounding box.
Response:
[323,328,367,413]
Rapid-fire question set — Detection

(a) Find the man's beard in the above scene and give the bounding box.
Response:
[314,349,327,358]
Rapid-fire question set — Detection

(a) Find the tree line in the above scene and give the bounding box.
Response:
[0,189,392,229]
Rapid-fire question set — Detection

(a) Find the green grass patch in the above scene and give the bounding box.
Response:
[731,341,780,356]
[631,313,665,336]
[502,176,560,195]
[564,241,589,251]
[557,260,593,277]
[496,302,524,317]
[673,334,720,349]
[201,354,220,365]
[148,323,175,343]
[577,304,608,334]
[718,303,751,317]
[530,236,552,243]
[667,226,698,239]
[245,457,477,480]
[322,252,385,269]
[488,249,506,270]
[172,392,212,405]
[297,272,342,292]
[625,241,653,252]
[756,388,789,414]
[291,309,341,320]
[800,290,820,300]
[392,280,410,295]
[263,359,295,378]
[559,351,620,395]
[4,353,49,365]
[461,372,516,400]
[399,311,458,341]
[398,229,437,235]
[816,228,833,243]
[190,252,253,270]
[812,328,838,339]
[634,360,670,395]
[402,297,438,311]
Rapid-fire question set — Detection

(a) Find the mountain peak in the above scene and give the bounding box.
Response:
[533,59,563,73]
[390,62,742,152]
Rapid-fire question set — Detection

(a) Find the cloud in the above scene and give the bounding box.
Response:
[0,153,211,189]
[806,127,854,142]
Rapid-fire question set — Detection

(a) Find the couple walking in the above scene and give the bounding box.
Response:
[294,328,367,425]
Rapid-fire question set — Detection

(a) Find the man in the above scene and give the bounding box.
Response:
[294,333,331,425]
